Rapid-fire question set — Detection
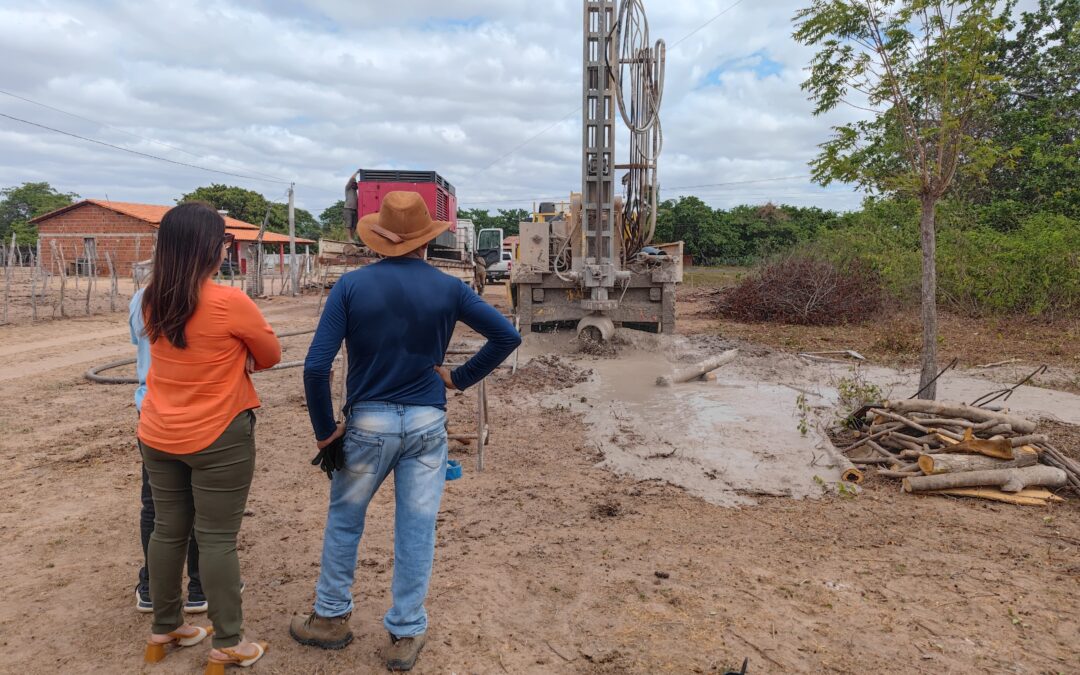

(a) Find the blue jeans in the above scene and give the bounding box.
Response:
[314,402,448,638]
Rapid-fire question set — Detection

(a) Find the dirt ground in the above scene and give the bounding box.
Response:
[0,282,1078,674]
[680,288,1080,395]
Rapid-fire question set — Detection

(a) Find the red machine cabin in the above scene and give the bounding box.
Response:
[347,169,457,233]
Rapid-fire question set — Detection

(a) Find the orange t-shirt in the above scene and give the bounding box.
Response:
[137,282,281,454]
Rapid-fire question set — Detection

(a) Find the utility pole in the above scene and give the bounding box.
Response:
[288,183,297,296]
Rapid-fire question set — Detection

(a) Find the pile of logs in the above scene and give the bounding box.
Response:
[838,400,1079,506]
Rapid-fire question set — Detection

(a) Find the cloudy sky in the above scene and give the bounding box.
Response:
[1,0,915,215]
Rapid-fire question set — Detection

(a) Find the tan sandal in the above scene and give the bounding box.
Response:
[144,625,213,663]
[205,641,267,673]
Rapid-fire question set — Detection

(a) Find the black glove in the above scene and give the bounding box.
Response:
[311,432,346,480]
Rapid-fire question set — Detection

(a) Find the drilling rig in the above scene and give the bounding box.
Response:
[511,0,682,339]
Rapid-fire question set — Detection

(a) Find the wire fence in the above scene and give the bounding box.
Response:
[1,234,318,326]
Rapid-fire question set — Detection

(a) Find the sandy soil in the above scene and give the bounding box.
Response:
[0,285,1078,674]
[680,288,1080,395]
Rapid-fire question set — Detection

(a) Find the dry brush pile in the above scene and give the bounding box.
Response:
[712,254,883,325]
[838,400,1080,506]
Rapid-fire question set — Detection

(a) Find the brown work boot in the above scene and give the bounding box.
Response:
[289,611,353,650]
[385,632,426,671]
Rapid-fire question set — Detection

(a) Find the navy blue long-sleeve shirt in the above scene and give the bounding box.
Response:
[304,257,522,441]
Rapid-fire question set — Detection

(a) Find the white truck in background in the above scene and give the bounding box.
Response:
[486,249,513,283]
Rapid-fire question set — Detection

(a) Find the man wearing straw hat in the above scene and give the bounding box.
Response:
[291,190,521,671]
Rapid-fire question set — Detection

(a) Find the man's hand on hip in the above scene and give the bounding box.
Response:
[434,365,457,391]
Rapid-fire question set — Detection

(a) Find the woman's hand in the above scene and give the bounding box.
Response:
[317,422,346,450]
[246,353,257,374]
[434,365,457,391]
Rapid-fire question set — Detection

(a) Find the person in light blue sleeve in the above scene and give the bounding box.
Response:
[130,288,205,614]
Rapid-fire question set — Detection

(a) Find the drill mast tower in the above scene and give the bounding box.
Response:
[512,0,681,338]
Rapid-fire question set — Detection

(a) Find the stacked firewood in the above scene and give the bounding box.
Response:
[838,400,1079,506]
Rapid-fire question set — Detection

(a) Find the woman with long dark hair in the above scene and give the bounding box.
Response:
[138,202,279,671]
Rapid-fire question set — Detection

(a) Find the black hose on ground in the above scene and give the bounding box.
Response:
[84,328,317,385]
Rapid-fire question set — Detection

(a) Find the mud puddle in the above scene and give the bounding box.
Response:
[519,331,1080,507]
[523,333,844,506]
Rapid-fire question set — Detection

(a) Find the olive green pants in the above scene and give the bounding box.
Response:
[140,411,255,648]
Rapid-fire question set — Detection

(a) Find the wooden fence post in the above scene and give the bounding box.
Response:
[105,252,117,312]
[133,238,142,291]
[40,240,51,295]
[2,232,14,324]
[51,241,67,318]
[84,241,92,316]
[30,250,38,322]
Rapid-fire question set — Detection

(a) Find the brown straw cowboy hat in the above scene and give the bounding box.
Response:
[356,191,452,257]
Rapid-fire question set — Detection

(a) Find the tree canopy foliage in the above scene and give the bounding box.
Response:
[0,182,79,245]
[456,208,530,236]
[976,0,1080,223]
[794,0,1012,399]
[179,184,321,241]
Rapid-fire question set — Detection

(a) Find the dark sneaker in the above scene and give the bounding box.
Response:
[289,611,353,650]
[135,585,153,613]
[184,590,207,614]
[385,632,426,672]
[184,580,244,614]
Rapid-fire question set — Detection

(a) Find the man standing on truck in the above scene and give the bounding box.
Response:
[290,191,520,672]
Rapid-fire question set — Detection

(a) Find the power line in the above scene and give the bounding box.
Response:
[474,0,749,174]
[670,0,746,49]
[0,89,296,185]
[459,174,810,205]
[666,175,809,191]
[474,109,581,174]
[1,93,343,199]
[1,112,296,186]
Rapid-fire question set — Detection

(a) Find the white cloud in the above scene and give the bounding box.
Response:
[0,0,881,215]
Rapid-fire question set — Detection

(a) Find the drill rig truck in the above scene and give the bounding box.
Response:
[511,0,682,339]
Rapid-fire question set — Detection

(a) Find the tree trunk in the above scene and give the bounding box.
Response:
[918,448,1038,475]
[656,349,739,386]
[903,465,1067,494]
[918,195,938,400]
[884,400,1037,435]
[921,487,1064,506]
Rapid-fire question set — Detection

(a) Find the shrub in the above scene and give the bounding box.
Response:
[809,199,1079,318]
[713,253,884,325]
[938,213,1080,317]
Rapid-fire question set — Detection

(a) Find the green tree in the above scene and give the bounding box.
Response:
[655,197,731,263]
[0,182,79,245]
[457,208,496,230]
[494,208,529,236]
[981,0,1080,223]
[179,184,319,240]
[179,184,271,225]
[319,200,350,240]
[266,204,321,241]
[794,0,1007,399]
[320,200,345,230]
[456,207,528,236]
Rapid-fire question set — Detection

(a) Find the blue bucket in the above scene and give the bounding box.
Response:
[445,459,463,481]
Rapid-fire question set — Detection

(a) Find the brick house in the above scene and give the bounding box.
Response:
[33,200,313,277]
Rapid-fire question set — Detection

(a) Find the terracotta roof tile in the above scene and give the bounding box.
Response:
[33,199,315,244]
[85,200,260,229]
